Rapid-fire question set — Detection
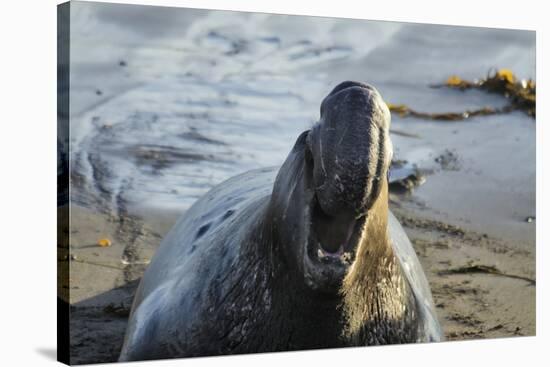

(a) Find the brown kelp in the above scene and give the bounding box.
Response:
[386,103,514,121]
[387,69,536,121]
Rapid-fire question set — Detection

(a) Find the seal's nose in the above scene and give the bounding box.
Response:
[308,81,392,217]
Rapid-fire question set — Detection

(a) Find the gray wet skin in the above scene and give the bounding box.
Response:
[119,81,443,362]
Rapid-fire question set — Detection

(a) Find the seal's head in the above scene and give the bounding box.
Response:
[270,81,393,294]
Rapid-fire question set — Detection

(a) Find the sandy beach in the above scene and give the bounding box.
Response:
[63,181,535,364]
[59,2,536,364]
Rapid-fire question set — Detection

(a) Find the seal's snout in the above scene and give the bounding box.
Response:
[308,81,392,219]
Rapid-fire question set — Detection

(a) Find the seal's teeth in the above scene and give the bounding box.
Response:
[317,248,325,259]
[341,252,352,264]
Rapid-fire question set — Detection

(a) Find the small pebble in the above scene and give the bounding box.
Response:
[97,238,112,247]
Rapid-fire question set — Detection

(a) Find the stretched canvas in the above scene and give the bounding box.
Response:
[57,1,536,365]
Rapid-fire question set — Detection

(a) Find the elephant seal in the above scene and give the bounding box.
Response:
[119,81,443,362]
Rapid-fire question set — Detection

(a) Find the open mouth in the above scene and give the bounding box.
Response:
[301,131,367,292]
[310,195,363,265]
[302,190,366,291]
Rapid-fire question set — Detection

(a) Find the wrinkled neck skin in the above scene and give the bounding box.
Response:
[340,180,418,345]
[249,132,346,350]
[241,133,418,349]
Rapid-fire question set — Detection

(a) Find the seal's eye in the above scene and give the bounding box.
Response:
[304,132,314,168]
[305,146,314,167]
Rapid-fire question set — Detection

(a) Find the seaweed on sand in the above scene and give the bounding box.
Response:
[386,103,514,121]
[438,264,535,285]
[387,69,536,121]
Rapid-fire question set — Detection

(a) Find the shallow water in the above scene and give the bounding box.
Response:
[63,2,535,245]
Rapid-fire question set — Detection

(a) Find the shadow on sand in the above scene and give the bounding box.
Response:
[69,280,139,365]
